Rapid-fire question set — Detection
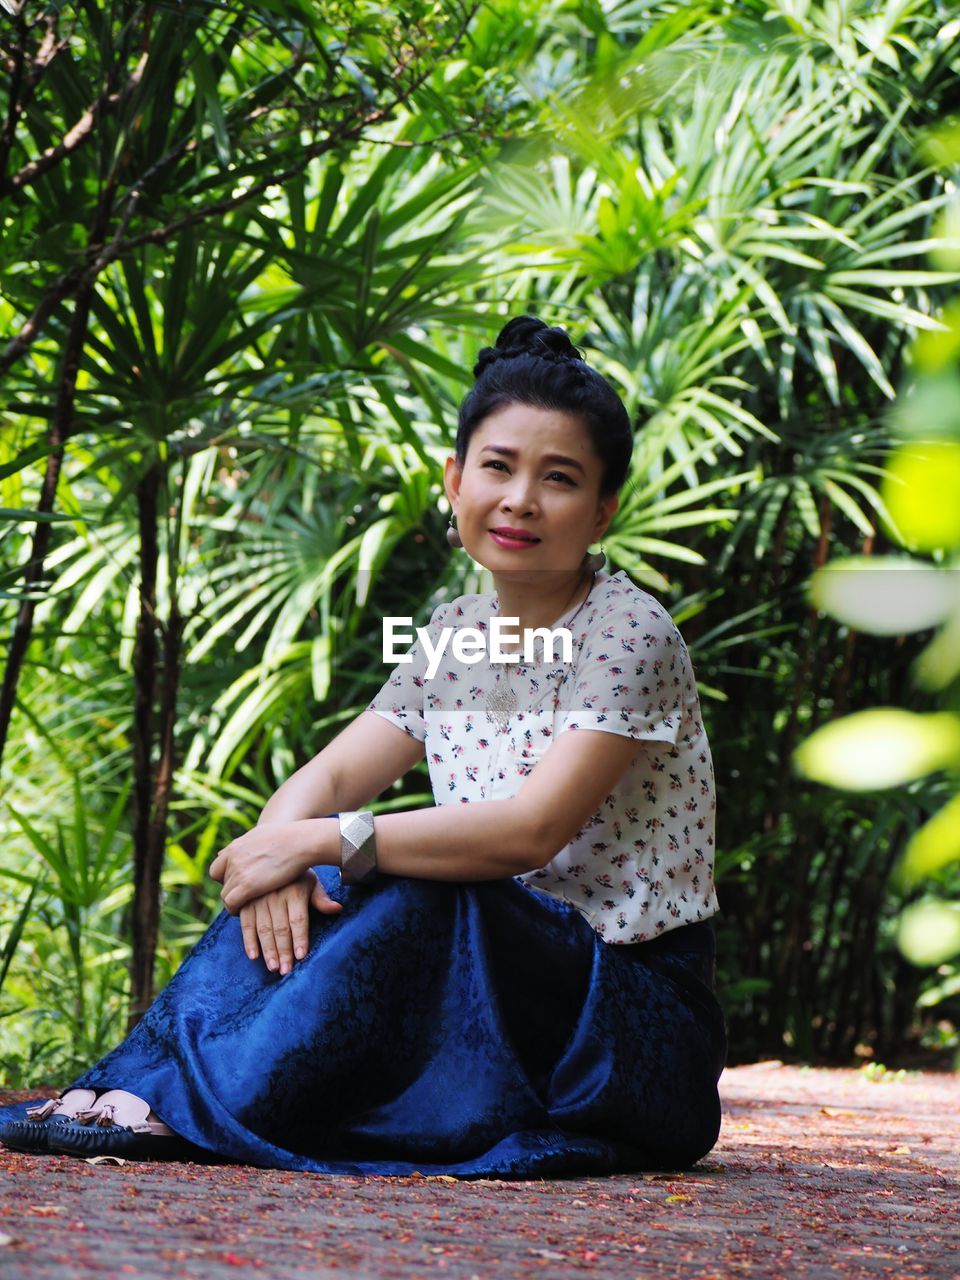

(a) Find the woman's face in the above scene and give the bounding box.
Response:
[443,402,618,576]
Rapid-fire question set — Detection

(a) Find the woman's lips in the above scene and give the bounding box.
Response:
[489,530,541,550]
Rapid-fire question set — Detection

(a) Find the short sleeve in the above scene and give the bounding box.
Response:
[558,598,685,745]
[366,601,451,742]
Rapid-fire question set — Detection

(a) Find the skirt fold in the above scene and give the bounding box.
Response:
[0,868,727,1178]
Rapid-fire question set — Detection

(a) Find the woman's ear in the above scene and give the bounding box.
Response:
[593,493,619,542]
[443,455,462,510]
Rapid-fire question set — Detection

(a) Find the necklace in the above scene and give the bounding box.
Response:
[484,571,597,731]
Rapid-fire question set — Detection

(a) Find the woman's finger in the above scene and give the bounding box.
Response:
[310,877,344,914]
[239,904,259,961]
[256,898,279,973]
[268,892,295,975]
[286,885,310,962]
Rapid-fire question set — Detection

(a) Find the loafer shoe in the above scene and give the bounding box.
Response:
[0,1112,81,1155]
[48,1121,202,1163]
[0,1089,99,1155]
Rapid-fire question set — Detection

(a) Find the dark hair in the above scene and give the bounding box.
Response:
[455,316,633,497]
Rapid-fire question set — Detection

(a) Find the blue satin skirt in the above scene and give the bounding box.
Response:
[1,869,727,1178]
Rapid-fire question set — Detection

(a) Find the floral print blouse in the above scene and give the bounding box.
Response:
[367,569,719,944]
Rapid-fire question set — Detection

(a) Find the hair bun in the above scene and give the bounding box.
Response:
[473,316,583,379]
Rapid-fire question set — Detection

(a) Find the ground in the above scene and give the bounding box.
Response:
[0,1062,957,1279]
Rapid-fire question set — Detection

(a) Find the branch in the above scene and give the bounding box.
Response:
[110,0,481,258]
[0,265,87,379]
[0,2,482,379]
[110,109,393,256]
[0,10,64,183]
[4,49,148,196]
[0,115,127,380]
[0,18,27,183]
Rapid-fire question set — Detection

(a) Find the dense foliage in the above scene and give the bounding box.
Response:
[1,0,959,1082]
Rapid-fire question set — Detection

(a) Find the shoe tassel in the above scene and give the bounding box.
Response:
[25,1099,58,1121]
[72,1103,153,1133]
[73,1104,116,1126]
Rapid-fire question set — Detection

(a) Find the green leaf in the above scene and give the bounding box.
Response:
[900,793,960,884]
[810,558,959,635]
[792,478,821,539]
[881,442,960,551]
[0,440,52,480]
[825,285,948,331]
[819,479,875,536]
[0,508,77,523]
[795,709,960,790]
[915,613,960,692]
[803,298,839,404]
[829,270,960,287]
[191,42,231,167]
[612,534,706,565]
[741,241,825,270]
[811,292,895,398]
[0,878,38,997]
[898,901,960,966]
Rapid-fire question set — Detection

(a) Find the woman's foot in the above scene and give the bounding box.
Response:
[0,1089,99,1154]
[45,1089,198,1163]
[71,1089,174,1134]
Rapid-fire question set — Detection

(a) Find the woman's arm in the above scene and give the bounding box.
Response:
[246,707,557,879]
[211,707,542,908]
[213,805,534,913]
[344,725,642,880]
[211,720,642,912]
[214,798,542,913]
[255,708,427,825]
[224,710,427,970]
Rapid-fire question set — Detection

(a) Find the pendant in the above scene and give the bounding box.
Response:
[484,679,518,730]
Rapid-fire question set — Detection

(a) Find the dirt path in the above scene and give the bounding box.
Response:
[1,1063,957,1279]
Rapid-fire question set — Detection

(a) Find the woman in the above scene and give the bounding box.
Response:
[0,316,727,1177]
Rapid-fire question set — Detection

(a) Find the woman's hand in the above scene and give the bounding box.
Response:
[240,873,343,974]
[209,821,322,914]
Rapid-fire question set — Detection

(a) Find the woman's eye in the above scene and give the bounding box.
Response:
[482,461,574,485]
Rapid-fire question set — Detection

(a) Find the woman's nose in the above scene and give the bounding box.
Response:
[500,476,538,514]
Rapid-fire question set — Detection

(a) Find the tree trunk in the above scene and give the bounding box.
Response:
[128,462,161,1026]
[127,456,185,1028]
[0,283,93,767]
[0,115,117,761]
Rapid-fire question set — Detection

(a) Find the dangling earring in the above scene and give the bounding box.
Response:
[584,544,606,572]
[446,514,463,549]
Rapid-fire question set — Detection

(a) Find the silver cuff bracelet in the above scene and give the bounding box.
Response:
[339,810,379,885]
